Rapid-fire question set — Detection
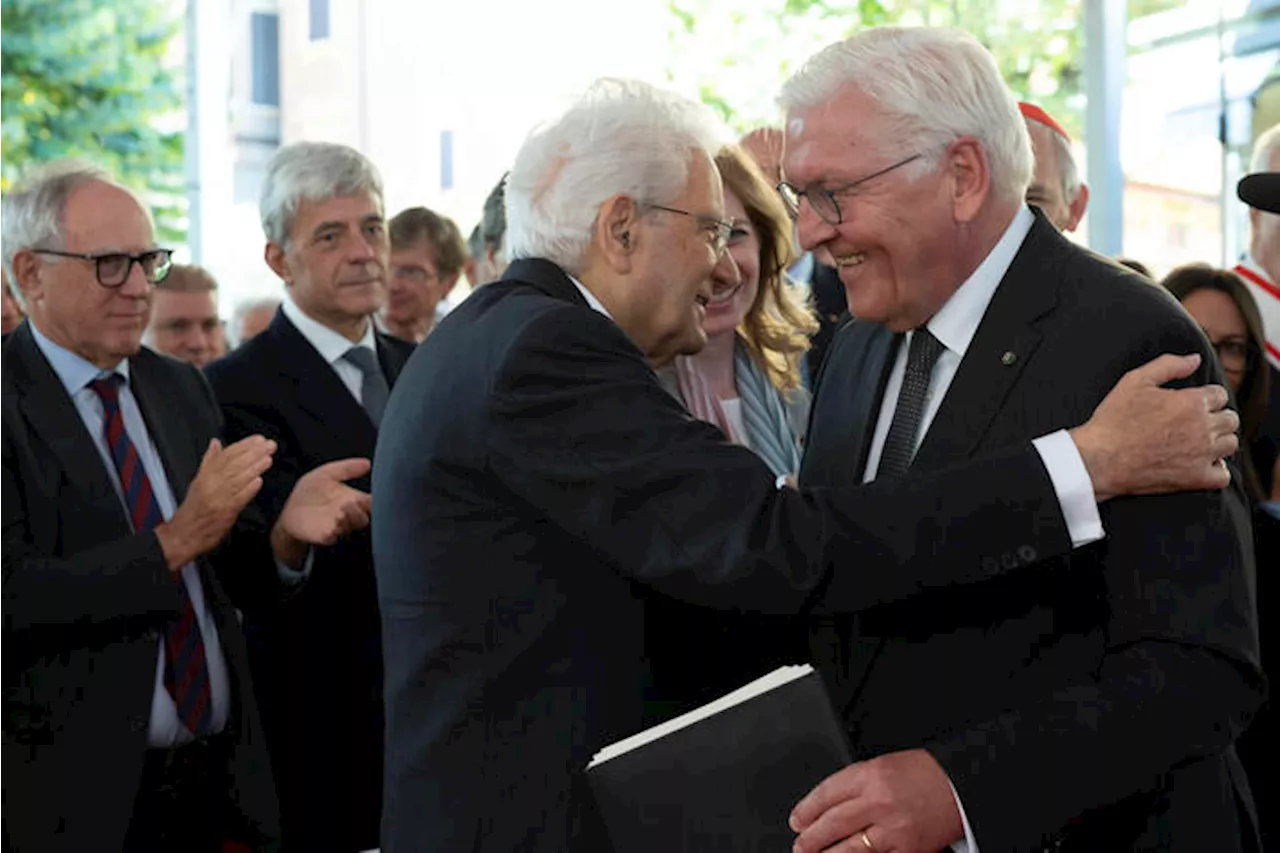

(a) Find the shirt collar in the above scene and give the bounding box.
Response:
[925,205,1035,358]
[28,321,130,397]
[568,275,614,320]
[281,294,377,364]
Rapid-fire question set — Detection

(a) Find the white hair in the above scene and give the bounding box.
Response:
[504,77,732,272]
[779,27,1034,203]
[260,141,385,248]
[1250,122,1280,173]
[2,160,126,284]
[1028,118,1084,201]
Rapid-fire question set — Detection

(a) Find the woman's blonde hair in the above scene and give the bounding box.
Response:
[716,144,818,392]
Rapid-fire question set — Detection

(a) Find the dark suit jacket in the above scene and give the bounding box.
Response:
[204,309,414,853]
[368,257,1130,853]
[800,214,1265,853]
[805,260,849,382]
[2,321,280,852]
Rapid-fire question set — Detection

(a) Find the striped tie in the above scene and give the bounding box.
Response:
[89,374,213,737]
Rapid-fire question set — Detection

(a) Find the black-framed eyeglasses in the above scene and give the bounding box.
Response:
[33,248,173,287]
[645,204,734,255]
[777,154,924,225]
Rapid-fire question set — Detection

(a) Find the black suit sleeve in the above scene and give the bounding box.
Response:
[929,346,1265,852]
[1,469,183,636]
[487,305,1073,615]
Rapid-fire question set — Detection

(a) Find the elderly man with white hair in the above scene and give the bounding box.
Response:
[371,75,1240,852]
[1020,101,1090,233]
[204,141,416,852]
[784,27,1262,853]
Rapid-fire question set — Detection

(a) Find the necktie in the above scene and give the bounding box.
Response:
[89,374,213,737]
[342,347,389,427]
[876,328,945,478]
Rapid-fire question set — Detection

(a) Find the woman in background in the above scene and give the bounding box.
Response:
[659,144,817,478]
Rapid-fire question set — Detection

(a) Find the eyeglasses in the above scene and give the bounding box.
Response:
[645,204,734,255]
[33,248,173,287]
[1208,337,1254,373]
[393,265,439,285]
[778,154,923,225]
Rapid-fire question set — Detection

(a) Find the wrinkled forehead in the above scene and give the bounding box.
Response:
[783,103,889,185]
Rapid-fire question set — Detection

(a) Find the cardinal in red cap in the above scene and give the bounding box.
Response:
[1234,122,1280,371]
[1019,101,1089,233]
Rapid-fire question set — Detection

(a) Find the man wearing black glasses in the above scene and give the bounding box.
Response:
[1,161,372,852]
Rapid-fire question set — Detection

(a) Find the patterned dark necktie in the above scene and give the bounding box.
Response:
[89,374,213,736]
[876,328,945,478]
[342,347,389,427]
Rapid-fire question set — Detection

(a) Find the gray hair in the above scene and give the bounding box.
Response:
[259,141,385,248]
[1250,122,1280,174]
[505,77,731,272]
[779,27,1034,204]
[480,174,508,261]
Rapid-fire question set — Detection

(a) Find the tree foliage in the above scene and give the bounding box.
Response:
[665,0,1092,136]
[1,0,185,242]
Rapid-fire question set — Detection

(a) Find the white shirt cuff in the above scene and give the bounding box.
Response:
[1032,430,1104,548]
[949,780,979,853]
[276,548,315,585]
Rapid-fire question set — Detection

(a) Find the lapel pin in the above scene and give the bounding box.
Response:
[1001,351,1017,366]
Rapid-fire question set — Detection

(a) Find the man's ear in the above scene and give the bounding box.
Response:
[265,242,291,285]
[946,137,991,224]
[11,249,45,305]
[1065,184,1089,233]
[595,194,641,273]
[439,271,461,298]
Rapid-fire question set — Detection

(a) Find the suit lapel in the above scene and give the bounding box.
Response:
[912,217,1061,471]
[266,312,379,450]
[8,324,128,528]
[847,327,900,482]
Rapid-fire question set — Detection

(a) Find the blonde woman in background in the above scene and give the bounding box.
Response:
[659,144,818,477]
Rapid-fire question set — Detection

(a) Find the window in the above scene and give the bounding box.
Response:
[310,0,330,41]
[250,13,280,107]
[440,130,454,191]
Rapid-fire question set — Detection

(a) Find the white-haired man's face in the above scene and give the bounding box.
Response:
[595,150,729,364]
[783,85,990,332]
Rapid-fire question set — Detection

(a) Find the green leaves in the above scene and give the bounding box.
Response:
[665,0,1085,138]
[1,0,186,243]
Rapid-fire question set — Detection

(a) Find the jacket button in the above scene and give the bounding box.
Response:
[1018,545,1037,563]
[981,556,1000,575]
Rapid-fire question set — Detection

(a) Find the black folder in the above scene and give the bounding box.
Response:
[585,665,852,852]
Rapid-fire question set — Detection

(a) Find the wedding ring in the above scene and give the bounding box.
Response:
[860,830,879,853]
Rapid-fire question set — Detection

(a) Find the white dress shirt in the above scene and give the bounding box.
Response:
[30,323,232,748]
[282,295,379,405]
[860,206,1104,852]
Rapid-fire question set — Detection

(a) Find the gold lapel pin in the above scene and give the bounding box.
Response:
[1001,351,1017,366]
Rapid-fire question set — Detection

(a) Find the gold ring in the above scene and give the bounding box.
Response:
[860,830,879,853]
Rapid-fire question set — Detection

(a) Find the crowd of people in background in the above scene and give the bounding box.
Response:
[3,21,1278,853]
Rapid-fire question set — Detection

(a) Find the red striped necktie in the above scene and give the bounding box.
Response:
[89,374,213,737]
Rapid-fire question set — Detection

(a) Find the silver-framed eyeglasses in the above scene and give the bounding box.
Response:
[32,248,173,287]
[777,154,923,225]
[646,204,734,255]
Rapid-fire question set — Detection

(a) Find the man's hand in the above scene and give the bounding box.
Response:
[270,458,373,568]
[155,436,276,571]
[790,749,963,853]
[1070,353,1239,501]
